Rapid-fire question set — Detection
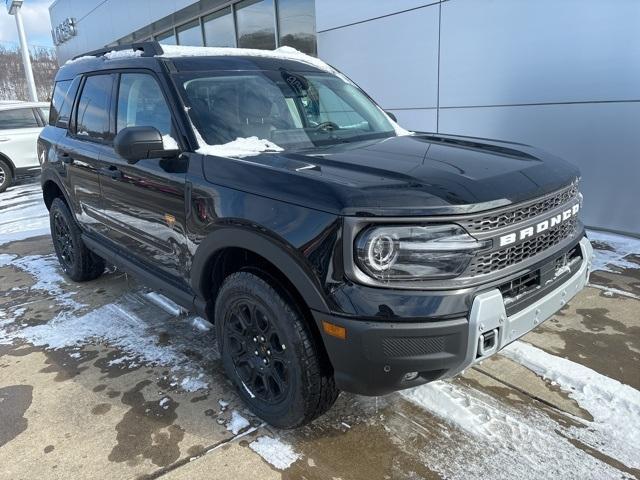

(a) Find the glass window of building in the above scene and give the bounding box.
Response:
[277,0,316,55]
[176,19,203,46]
[203,7,235,47]
[156,29,177,45]
[235,0,276,50]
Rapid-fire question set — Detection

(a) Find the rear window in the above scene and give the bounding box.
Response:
[49,79,78,127]
[0,108,40,130]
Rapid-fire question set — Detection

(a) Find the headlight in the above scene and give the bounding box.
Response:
[354,224,490,281]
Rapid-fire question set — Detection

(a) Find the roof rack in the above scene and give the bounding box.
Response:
[72,41,164,60]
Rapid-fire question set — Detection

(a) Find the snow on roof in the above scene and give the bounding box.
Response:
[158,44,338,75]
[0,101,49,110]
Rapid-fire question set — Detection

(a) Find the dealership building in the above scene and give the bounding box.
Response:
[48,0,640,236]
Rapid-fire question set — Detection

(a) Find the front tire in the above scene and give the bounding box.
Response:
[215,272,338,428]
[50,197,105,282]
[0,159,13,193]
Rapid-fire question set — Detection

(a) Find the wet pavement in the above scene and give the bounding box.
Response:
[1,181,639,480]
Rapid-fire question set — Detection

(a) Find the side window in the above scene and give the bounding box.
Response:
[49,80,72,125]
[75,75,113,141]
[0,108,40,130]
[117,73,172,135]
[56,77,81,129]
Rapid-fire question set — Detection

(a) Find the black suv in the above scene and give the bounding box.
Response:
[39,42,592,428]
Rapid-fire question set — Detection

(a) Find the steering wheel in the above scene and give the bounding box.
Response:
[313,121,340,131]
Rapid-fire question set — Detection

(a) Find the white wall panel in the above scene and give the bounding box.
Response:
[318,5,439,110]
[315,0,439,32]
[387,109,437,133]
[439,0,640,107]
[439,102,640,234]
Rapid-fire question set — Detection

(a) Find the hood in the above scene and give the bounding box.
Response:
[201,134,580,216]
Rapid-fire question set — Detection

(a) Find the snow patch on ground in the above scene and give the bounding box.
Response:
[191,317,212,332]
[0,254,83,310]
[402,379,629,479]
[1,297,213,391]
[180,375,208,392]
[249,436,300,470]
[502,341,640,470]
[0,183,50,245]
[589,283,640,300]
[587,230,640,272]
[196,136,284,158]
[226,410,250,435]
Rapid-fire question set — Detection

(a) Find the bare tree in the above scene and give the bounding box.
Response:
[0,44,58,102]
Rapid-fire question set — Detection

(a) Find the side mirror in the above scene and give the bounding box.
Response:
[385,111,398,123]
[114,126,179,164]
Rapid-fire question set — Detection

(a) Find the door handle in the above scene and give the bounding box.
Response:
[59,151,73,164]
[98,165,122,180]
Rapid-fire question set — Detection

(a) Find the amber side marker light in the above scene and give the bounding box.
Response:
[322,320,347,340]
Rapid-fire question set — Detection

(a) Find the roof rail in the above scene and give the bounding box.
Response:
[72,41,164,60]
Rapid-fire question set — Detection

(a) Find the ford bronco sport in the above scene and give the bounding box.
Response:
[38,42,592,428]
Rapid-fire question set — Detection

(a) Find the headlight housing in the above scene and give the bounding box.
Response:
[354,224,490,282]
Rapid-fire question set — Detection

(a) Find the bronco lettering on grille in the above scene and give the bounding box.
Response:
[499,203,579,247]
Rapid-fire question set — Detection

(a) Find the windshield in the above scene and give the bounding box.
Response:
[176,69,398,150]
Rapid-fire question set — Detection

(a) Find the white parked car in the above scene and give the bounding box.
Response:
[0,101,50,192]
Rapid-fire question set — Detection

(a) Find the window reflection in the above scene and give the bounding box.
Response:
[277,0,316,55]
[203,7,235,47]
[176,19,203,46]
[236,0,276,50]
[156,30,177,45]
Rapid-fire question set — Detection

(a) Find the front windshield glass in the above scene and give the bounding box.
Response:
[176,69,397,150]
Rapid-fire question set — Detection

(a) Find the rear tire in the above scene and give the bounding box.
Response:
[50,197,105,282]
[0,159,13,193]
[215,271,338,428]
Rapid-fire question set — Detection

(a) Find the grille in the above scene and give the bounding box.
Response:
[499,269,540,303]
[382,336,446,358]
[468,217,578,276]
[462,184,578,232]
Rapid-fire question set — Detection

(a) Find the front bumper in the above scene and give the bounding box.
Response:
[314,236,593,396]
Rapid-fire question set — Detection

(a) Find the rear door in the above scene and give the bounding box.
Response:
[99,71,189,285]
[63,73,115,232]
[0,107,42,170]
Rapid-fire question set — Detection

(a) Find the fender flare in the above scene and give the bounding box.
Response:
[190,227,331,313]
[40,168,74,212]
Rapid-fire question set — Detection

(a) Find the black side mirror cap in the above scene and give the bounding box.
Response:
[114,126,179,164]
[385,111,398,123]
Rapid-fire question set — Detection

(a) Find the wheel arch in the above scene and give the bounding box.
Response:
[0,152,16,175]
[41,170,72,211]
[191,227,331,317]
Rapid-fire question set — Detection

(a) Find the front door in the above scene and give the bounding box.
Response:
[99,72,189,285]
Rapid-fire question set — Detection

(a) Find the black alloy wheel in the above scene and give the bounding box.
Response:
[225,298,291,404]
[49,197,105,282]
[215,271,339,428]
[52,209,75,270]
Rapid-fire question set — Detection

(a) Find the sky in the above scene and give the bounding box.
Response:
[0,0,55,48]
